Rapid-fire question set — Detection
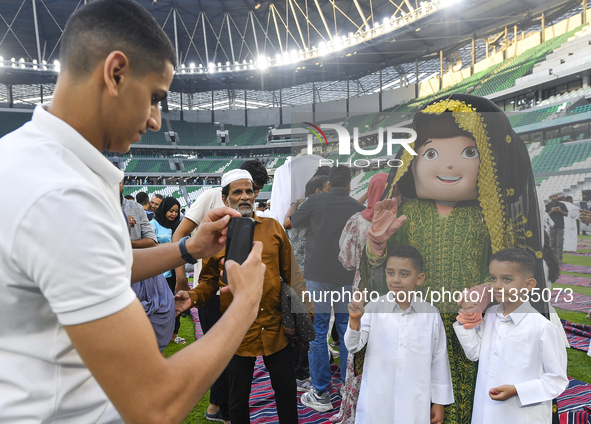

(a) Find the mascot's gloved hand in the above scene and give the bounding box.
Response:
[367,199,407,257]
[456,283,492,329]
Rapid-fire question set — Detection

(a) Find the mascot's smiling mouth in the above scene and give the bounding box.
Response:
[437,176,462,183]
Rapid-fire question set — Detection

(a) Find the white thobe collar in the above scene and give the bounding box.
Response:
[496,300,536,325]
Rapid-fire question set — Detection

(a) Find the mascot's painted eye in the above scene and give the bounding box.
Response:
[423,148,439,160]
[461,146,479,159]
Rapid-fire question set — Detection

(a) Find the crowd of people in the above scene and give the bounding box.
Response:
[0,1,584,424]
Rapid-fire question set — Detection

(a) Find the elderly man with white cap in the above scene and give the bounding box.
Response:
[176,168,304,424]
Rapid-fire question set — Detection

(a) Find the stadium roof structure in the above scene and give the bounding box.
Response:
[0,0,584,95]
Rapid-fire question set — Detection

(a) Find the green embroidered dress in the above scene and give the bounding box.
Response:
[365,198,491,424]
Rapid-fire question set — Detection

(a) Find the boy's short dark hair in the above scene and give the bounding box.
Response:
[124,194,135,201]
[136,191,149,205]
[60,0,176,78]
[386,245,424,273]
[489,248,535,278]
[240,160,269,188]
[305,175,329,197]
[328,166,351,189]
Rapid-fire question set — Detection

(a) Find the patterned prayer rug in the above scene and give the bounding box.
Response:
[558,378,591,424]
[561,320,591,352]
[560,264,591,274]
[551,291,591,313]
[556,275,591,287]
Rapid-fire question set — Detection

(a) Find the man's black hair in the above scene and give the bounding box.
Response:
[136,191,149,205]
[305,175,329,197]
[489,248,535,278]
[328,165,351,189]
[240,160,269,188]
[124,194,135,201]
[566,196,573,202]
[386,245,424,273]
[59,0,176,78]
[313,166,331,177]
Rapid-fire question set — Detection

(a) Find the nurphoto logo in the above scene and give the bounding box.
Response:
[302,123,418,168]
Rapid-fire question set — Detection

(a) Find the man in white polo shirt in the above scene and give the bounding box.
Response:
[0,1,265,423]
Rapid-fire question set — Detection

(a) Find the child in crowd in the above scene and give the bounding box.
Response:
[345,245,453,424]
[454,248,568,424]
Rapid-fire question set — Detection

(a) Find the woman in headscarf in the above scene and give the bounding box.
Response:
[331,172,395,424]
[151,197,184,344]
[359,94,545,424]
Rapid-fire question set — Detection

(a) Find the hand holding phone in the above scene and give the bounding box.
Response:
[222,217,256,286]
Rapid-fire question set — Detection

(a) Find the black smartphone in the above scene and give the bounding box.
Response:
[581,201,589,211]
[222,217,256,285]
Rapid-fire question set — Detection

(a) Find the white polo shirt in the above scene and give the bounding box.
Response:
[184,187,224,226]
[0,106,136,423]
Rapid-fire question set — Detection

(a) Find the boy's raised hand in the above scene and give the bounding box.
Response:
[348,289,365,331]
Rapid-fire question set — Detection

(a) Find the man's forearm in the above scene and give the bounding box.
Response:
[66,296,259,424]
[131,238,157,249]
[131,244,188,283]
[172,219,199,288]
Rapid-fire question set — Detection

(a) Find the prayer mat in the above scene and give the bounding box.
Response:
[558,378,591,424]
[561,320,591,352]
[556,275,591,287]
[560,264,591,274]
[551,291,591,313]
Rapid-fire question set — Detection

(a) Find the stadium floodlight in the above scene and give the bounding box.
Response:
[207,62,216,73]
[257,55,268,70]
[33,59,37,70]
[275,53,284,66]
[0,56,3,67]
[189,62,195,69]
[19,58,25,69]
[53,60,60,73]
[42,59,47,70]
[318,41,327,56]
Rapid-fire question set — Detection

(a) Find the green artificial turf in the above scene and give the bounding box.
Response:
[162,315,211,424]
[554,247,591,384]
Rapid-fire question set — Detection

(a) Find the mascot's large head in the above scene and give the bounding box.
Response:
[411,113,480,202]
[381,94,546,305]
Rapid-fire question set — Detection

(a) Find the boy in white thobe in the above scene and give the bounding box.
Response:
[454,248,568,424]
[345,245,453,424]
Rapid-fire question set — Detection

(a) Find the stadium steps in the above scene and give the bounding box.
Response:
[473,25,585,97]
[531,139,591,174]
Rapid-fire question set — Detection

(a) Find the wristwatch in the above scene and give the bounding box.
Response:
[179,236,197,264]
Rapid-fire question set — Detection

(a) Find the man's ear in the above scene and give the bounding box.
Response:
[222,195,229,207]
[103,50,129,98]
